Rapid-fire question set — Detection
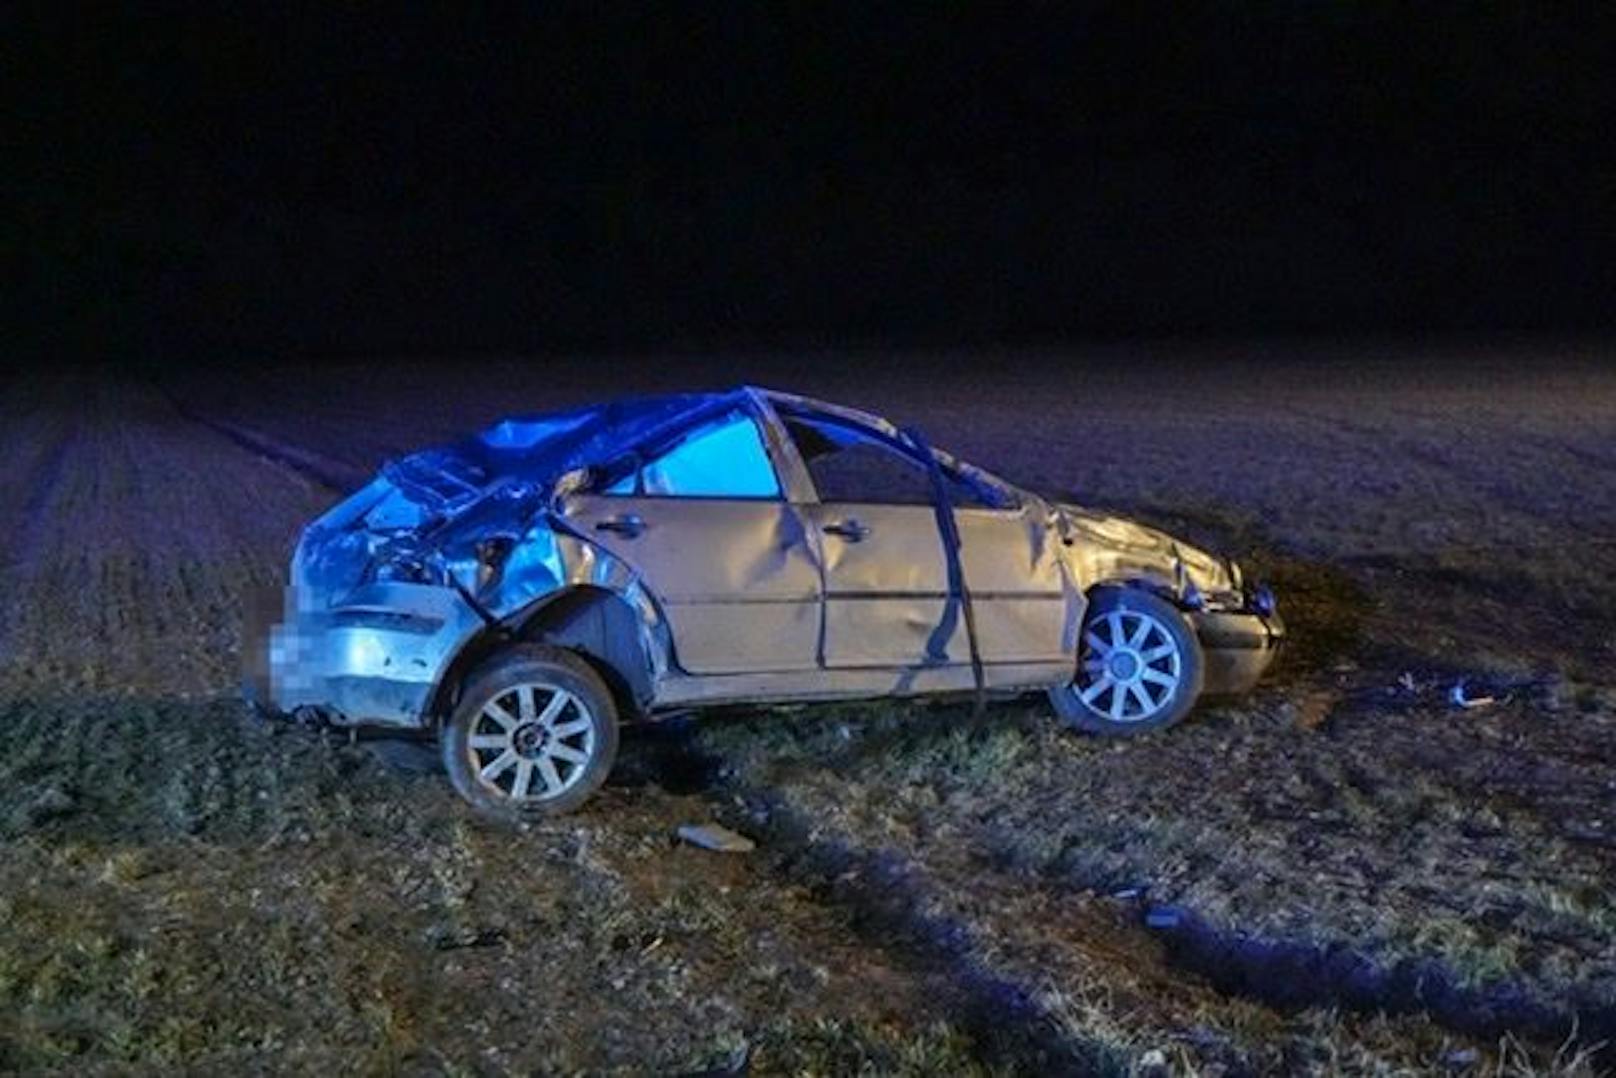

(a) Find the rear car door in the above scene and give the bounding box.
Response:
[777,410,967,668]
[562,405,822,674]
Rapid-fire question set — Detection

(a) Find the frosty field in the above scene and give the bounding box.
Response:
[2,344,1614,1074]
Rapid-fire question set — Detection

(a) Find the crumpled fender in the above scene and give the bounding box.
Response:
[421,507,676,720]
[1056,503,1237,602]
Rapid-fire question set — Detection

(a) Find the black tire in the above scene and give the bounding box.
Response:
[442,644,619,820]
[1048,586,1204,736]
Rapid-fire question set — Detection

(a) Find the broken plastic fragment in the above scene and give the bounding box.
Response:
[1449,681,1497,709]
[1144,905,1183,930]
[677,822,756,853]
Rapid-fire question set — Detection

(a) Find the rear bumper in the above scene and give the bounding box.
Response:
[241,583,482,728]
[1189,607,1285,696]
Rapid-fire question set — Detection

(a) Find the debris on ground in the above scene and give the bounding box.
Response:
[681,1041,751,1077]
[1393,670,1581,714]
[1293,688,1341,729]
[677,822,756,853]
[16,784,77,827]
[429,925,507,951]
[1144,905,1184,930]
[1449,680,1499,709]
[1137,1047,1170,1074]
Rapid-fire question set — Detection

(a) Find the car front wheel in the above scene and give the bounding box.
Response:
[442,644,619,820]
[1049,587,1204,736]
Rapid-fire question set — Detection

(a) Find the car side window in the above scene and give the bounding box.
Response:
[783,414,1009,508]
[602,409,781,498]
[781,416,936,505]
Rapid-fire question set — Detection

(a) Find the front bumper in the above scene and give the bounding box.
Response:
[242,583,483,728]
[1189,605,1285,696]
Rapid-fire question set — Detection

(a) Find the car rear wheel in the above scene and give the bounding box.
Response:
[1049,587,1204,736]
[442,644,619,820]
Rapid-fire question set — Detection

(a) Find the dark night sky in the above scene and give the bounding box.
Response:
[12,5,1616,364]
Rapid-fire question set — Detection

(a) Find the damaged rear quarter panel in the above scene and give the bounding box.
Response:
[272,499,675,728]
[419,514,677,722]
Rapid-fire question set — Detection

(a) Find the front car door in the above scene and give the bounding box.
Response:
[949,498,1075,664]
[562,403,822,675]
[774,407,968,669]
[774,401,1076,676]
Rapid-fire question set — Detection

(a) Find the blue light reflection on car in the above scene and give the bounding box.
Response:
[606,410,780,497]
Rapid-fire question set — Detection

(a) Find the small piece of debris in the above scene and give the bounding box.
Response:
[1137,1048,1169,1073]
[21,785,78,827]
[1450,681,1497,709]
[1461,809,1506,838]
[682,1040,751,1077]
[1295,688,1341,730]
[429,925,506,951]
[677,822,756,853]
[1144,905,1183,930]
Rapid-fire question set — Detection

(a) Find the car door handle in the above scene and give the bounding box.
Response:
[823,519,870,542]
[595,514,646,538]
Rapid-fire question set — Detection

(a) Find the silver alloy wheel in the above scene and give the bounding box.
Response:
[1072,607,1184,723]
[466,681,597,802]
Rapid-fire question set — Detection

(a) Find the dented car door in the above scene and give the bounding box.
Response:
[777,409,968,669]
[951,503,1073,662]
[807,501,963,667]
[562,407,822,675]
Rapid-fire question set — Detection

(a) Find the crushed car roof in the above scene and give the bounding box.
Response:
[378,386,1009,518]
[447,387,883,477]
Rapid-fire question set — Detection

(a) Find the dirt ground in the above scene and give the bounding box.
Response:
[2,344,1614,1075]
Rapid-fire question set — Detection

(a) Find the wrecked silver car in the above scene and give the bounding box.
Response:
[247,388,1283,817]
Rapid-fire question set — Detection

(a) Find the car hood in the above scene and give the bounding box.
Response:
[1054,503,1238,599]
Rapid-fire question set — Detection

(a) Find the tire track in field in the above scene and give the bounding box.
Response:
[670,744,1133,1072]
[657,731,1496,1073]
[0,376,341,698]
[152,379,367,494]
[0,377,81,571]
[1275,404,1616,676]
[0,396,80,668]
[1282,406,1615,541]
[676,711,1614,1072]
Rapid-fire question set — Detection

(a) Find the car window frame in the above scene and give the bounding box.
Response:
[592,399,788,502]
[774,405,1020,512]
